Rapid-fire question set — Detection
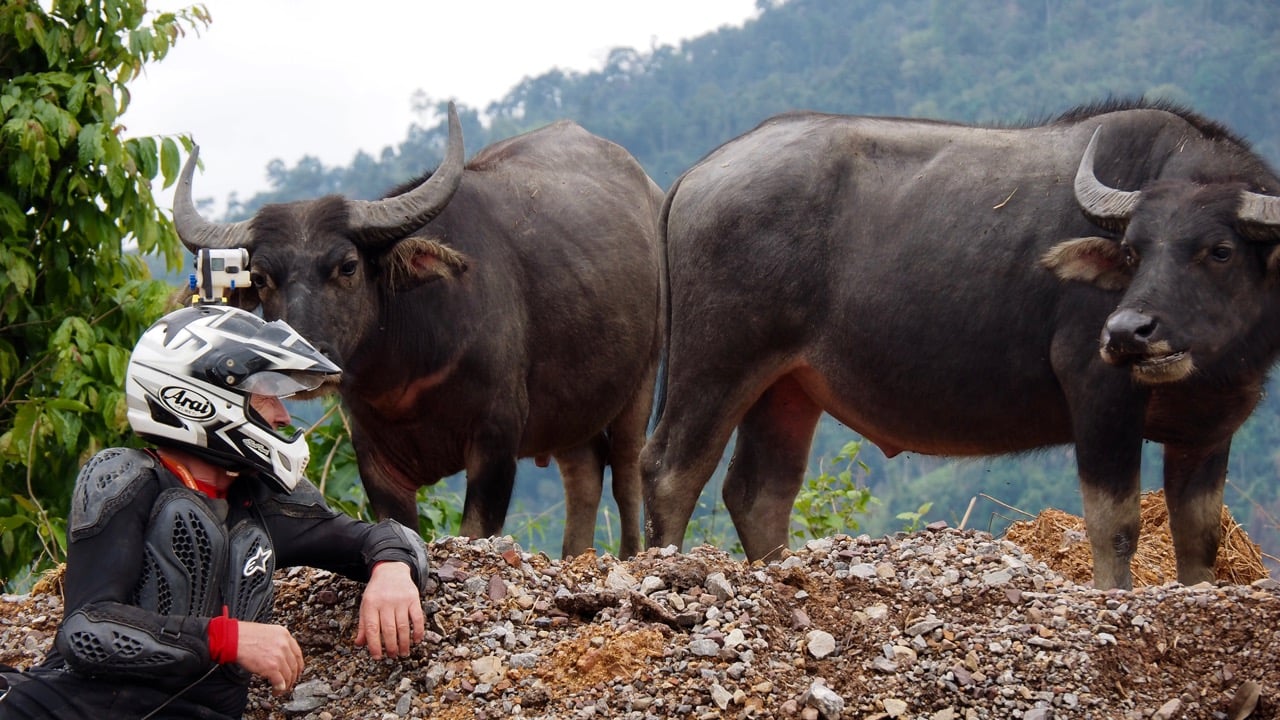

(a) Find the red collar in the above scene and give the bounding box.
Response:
[149,450,228,500]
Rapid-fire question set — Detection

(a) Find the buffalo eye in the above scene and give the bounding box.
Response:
[338,258,359,277]
[250,271,270,289]
[1209,243,1233,262]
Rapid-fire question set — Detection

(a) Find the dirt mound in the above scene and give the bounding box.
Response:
[3,518,1277,719]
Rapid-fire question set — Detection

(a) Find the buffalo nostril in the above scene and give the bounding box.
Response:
[1103,308,1157,354]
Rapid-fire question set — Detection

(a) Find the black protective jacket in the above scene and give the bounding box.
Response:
[0,447,427,720]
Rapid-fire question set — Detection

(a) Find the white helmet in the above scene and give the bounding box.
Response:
[126,304,341,492]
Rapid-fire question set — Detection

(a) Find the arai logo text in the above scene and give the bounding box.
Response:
[160,386,217,420]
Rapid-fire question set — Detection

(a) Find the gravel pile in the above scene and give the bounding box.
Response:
[3,525,1278,719]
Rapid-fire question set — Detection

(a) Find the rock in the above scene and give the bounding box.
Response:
[804,681,846,719]
[881,697,908,717]
[705,572,734,601]
[1227,680,1261,720]
[806,629,837,659]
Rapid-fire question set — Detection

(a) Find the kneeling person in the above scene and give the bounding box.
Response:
[0,305,429,719]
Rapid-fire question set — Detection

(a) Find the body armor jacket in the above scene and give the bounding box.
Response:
[45,447,429,717]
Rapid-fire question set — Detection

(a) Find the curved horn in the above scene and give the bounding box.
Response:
[173,144,256,252]
[346,101,465,245]
[1074,125,1141,222]
[1238,189,1280,228]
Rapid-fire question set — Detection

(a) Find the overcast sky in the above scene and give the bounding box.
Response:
[125,1,760,214]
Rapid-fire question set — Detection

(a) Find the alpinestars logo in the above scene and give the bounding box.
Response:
[243,546,272,577]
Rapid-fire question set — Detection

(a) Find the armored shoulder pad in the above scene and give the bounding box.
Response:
[69,448,158,541]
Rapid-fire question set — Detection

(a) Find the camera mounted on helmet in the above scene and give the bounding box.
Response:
[189,248,250,305]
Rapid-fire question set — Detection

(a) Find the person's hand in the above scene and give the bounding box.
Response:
[235,621,304,695]
[355,561,425,659]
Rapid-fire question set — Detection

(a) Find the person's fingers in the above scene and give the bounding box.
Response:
[410,601,426,643]
[384,602,414,653]
[380,606,399,657]
[364,614,385,659]
[287,633,304,686]
[395,605,412,657]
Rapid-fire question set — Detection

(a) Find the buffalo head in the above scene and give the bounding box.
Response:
[172,103,467,380]
[1045,126,1280,384]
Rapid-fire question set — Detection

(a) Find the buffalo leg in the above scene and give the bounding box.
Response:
[555,436,608,558]
[461,432,520,539]
[641,358,797,551]
[1057,343,1148,591]
[1072,402,1145,591]
[722,374,823,562]
[605,362,658,558]
[1162,442,1229,585]
[1078,477,1141,590]
[641,392,750,552]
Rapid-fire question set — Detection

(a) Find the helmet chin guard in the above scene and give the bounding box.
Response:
[126,304,341,492]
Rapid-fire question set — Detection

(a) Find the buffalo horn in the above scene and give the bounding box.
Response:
[346,101,466,246]
[173,144,255,252]
[1238,189,1280,228]
[1074,125,1141,222]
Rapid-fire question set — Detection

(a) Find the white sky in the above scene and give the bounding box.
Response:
[125,1,760,214]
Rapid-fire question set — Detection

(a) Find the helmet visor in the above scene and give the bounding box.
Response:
[239,370,331,399]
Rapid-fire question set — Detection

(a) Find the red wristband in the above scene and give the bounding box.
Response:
[207,605,239,664]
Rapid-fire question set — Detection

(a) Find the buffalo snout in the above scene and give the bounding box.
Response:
[1100,308,1193,383]
[1100,308,1158,361]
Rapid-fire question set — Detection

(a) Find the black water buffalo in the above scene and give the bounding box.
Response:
[175,103,664,558]
[641,99,1280,589]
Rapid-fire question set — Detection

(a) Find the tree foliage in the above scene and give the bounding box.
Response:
[0,0,209,590]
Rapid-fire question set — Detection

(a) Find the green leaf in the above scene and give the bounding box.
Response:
[77,122,104,165]
[128,136,158,178]
[160,136,180,187]
[3,250,35,296]
[0,515,35,533]
[46,398,91,412]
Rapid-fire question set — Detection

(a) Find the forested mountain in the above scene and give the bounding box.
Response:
[213,0,1280,562]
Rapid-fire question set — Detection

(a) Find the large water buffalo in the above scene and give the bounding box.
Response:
[175,103,664,558]
[641,99,1280,589]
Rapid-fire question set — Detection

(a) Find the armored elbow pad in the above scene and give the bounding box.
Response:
[56,604,208,679]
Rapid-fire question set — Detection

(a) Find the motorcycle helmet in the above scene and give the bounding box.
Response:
[126,304,341,492]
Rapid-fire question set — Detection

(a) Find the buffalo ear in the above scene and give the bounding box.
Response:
[387,236,470,291]
[1041,236,1131,291]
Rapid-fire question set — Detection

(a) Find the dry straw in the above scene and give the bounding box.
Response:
[1005,490,1269,587]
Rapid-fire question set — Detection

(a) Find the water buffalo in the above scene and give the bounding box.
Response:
[175,103,664,558]
[641,99,1280,589]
